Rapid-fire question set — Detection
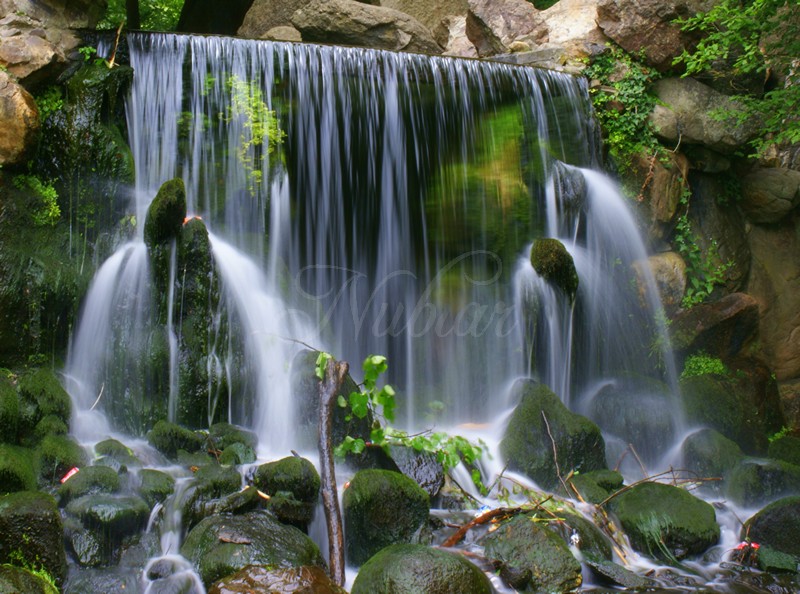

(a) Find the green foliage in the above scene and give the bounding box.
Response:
[674,0,800,152]
[33,87,63,121]
[681,353,728,379]
[5,549,57,589]
[98,0,183,30]
[769,426,791,443]
[12,175,61,227]
[584,45,663,170]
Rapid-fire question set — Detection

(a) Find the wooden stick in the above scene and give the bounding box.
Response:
[318,357,348,587]
[441,507,522,548]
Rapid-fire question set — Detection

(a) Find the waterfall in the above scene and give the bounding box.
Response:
[65,32,674,457]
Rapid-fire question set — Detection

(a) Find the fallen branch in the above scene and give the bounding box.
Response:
[541,411,570,495]
[441,507,522,548]
[598,468,721,508]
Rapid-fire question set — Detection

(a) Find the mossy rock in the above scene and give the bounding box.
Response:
[768,435,800,467]
[0,491,67,587]
[743,496,800,559]
[343,469,430,566]
[0,377,19,444]
[529,238,579,301]
[584,559,652,590]
[32,415,68,443]
[0,444,36,494]
[35,434,87,485]
[58,465,121,506]
[500,380,606,490]
[144,178,187,247]
[137,468,176,507]
[726,459,800,507]
[566,470,623,505]
[219,442,256,466]
[209,565,347,594]
[679,374,769,454]
[208,422,258,452]
[182,464,243,530]
[0,565,58,594]
[550,511,613,562]
[610,482,719,560]
[267,491,316,531]
[180,511,325,587]
[252,456,320,502]
[351,544,492,594]
[65,494,150,539]
[387,444,445,498]
[17,369,71,441]
[482,513,582,593]
[94,438,140,467]
[147,420,205,460]
[681,428,744,494]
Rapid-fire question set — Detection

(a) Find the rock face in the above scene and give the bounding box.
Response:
[351,544,492,594]
[501,380,606,489]
[238,0,308,38]
[466,0,546,57]
[292,0,443,54]
[650,78,759,154]
[634,251,686,316]
[740,167,800,224]
[0,71,39,166]
[380,0,468,31]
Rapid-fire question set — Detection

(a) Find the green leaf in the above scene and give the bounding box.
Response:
[315,351,332,380]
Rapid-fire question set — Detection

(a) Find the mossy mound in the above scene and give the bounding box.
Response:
[0,491,67,587]
[500,380,606,490]
[147,420,205,460]
[768,435,800,467]
[343,469,430,566]
[181,511,325,587]
[351,544,492,594]
[219,442,256,466]
[32,415,68,443]
[681,428,744,494]
[252,456,320,502]
[209,565,347,594]
[17,369,71,442]
[550,511,613,562]
[0,377,19,444]
[35,434,87,485]
[0,565,58,594]
[182,463,243,530]
[566,469,623,505]
[65,494,150,539]
[726,459,800,507]
[137,468,176,508]
[743,496,800,559]
[58,465,121,505]
[530,238,579,301]
[94,438,139,467]
[208,422,258,452]
[0,444,36,494]
[144,178,187,247]
[610,482,719,560]
[482,513,582,593]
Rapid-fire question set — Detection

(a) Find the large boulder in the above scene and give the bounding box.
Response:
[252,456,320,529]
[35,434,87,485]
[681,428,744,494]
[0,71,39,167]
[0,491,67,587]
[529,238,579,301]
[147,420,205,460]
[633,251,686,316]
[343,469,430,566]
[209,565,346,594]
[238,0,308,37]
[380,0,469,31]
[743,496,800,558]
[481,513,582,593]
[536,0,608,60]
[57,465,121,505]
[500,380,606,490]
[181,464,244,530]
[137,469,176,508]
[596,0,714,71]
[144,178,188,248]
[610,482,719,560]
[351,544,492,594]
[465,0,547,57]
[292,0,443,54]
[650,78,759,154]
[181,511,325,587]
[740,167,800,224]
[725,459,800,507]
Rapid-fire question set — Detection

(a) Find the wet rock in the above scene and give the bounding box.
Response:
[58,465,121,505]
[501,380,606,490]
[0,70,39,166]
[529,238,579,301]
[769,435,800,467]
[743,496,800,559]
[66,494,150,539]
[32,415,68,443]
[182,464,243,530]
[650,78,759,154]
[0,491,67,587]
[181,511,325,587]
[351,543,492,594]
[549,511,613,561]
[387,444,444,498]
[219,443,256,466]
[144,178,188,248]
[252,456,319,528]
[585,559,652,590]
[681,428,744,494]
[726,459,800,507]
[756,546,799,574]
[610,482,719,560]
[138,469,176,508]
[209,564,347,594]
[343,469,430,566]
[208,423,258,452]
[147,420,205,460]
[0,565,58,594]
[466,0,547,57]
[482,513,582,593]
[566,469,623,505]
[94,438,140,467]
[35,434,87,485]
[740,167,800,224]
[292,0,443,54]
[0,444,36,494]
[633,252,686,316]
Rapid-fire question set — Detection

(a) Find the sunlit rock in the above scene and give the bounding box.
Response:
[0,71,39,166]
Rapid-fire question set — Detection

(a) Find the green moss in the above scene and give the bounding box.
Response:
[743,496,800,559]
[57,465,120,505]
[0,445,36,494]
[147,420,204,460]
[768,435,800,467]
[218,442,256,466]
[726,459,800,507]
[35,434,87,485]
[682,428,744,493]
[144,178,187,247]
[0,377,19,444]
[253,456,320,502]
[529,238,579,301]
[32,415,68,443]
[0,565,59,594]
[137,468,175,507]
[17,369,71,439]
[65,494,149,538]
[207,422,257,451]
[94,438,139,467]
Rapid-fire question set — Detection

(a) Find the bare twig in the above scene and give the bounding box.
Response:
[441,507,522,548]
[598,469,721,508]
[89,383,105,411]
[541,411,570,495]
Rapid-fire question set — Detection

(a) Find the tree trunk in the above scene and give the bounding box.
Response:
[126,0,141,29]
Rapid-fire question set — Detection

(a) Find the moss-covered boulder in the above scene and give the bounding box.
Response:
[501,380,606,490]
[35,434,87,485]
[209,565,347,594]
[610,482,719,560]
[181,511,325,587]
[681,428,745,494]
[57,465,121,505]
[0,444,36,494]
[680,373,771,454]
[550,511,613,562]
[0,491,67,587]
[530,238,579,301]
[0,377,19,444]
[182,463,243,530]
[31,415,68,443]
[726,459,800,507]
[566,469,623,505]
[351,543,492,594]
[482,513,582,593]
[343,469,430,566]
[219,442,256,466]
[17,369,71,443]
[743,496,800,559]
[768,435,800,467]
[66,494,150,539]
[584,559,652,590]
[94,438,140,467]
[252,456,320,529]
[144,178,187,247]
[147,420,205,460]
[138,468,176,508]
[0,565,58,594]
[208,422,258,452]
